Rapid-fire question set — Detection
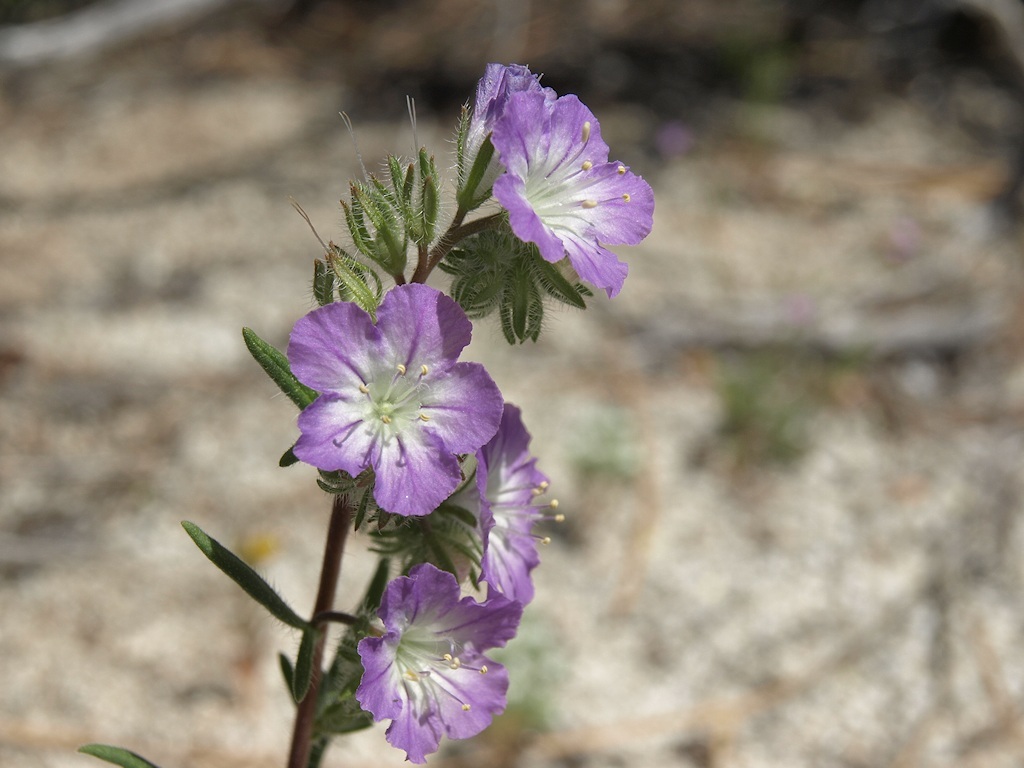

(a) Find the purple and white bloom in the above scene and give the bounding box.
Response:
[460,63,554,201]
[491,90,655,298]
[476,404,550,604]
[287,283,504,517]
[356,563,523,764]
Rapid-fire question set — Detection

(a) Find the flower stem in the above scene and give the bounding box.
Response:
[410,212,504,284]
[286,494,353,768]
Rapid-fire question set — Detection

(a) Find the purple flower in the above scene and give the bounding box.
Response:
[287,284,504,517]
[356,563,523,764]
[491,90,655,298]
[460,63,554,201]
[476,404,551,604]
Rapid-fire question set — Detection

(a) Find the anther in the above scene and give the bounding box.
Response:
[396,364,407,375]
[581,160,593,171]
[581,200,598,209]
[462,704,471,711]
[554,513,566,523]
[480,665,488,675]
[549,498,559,509]
[622,193,631,202]
[380,415,392,424]
[581,121,591,143]
[420,364,429,376]
[359,383,370,394]
[539,481,549,490]
[419,413,431,422]
[617,165,626,174]
[540,536,552,545]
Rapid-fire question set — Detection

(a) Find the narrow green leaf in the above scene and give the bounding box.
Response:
[181,521,311,630]
[279,652,295,693]
[241,327,317,410]
[292,627,318,702]
[78,745,162,768]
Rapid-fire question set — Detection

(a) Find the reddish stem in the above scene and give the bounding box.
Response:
[286,494,352,768]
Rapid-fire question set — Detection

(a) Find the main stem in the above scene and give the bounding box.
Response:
[287,494,352,768]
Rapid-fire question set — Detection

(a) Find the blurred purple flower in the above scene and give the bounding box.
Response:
[655,120,695,159]
[356,563,523,764]
[287,284,503,517]
[491,90,655,297]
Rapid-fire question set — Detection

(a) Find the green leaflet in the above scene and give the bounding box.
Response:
[78,745,163,768]
[241,327,317,410]
[181,521,311,631]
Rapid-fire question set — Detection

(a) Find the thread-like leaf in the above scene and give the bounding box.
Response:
[78,745,162,768]
[241,327,317,410]
[182,521,311,630]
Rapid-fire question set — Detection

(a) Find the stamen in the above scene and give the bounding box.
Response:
[480,665,488,675]
[405,670,420,682]
[554,513,566,523]
[420,364,429,376]
[581,200,598,209]
[581,121,591,143]
[419,413,431,422]
[359,383,370,394]
[462,704,471,711]
[396,364,407,375]
[540,536,552,545]
[550,499,559,509]
[622,193,631,202]
[539,481,549,491]
[380,415,392,424]
[581,160,593,171]
[617,165,626,175]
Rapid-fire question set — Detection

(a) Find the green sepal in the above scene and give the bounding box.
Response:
[292,627,319,702]
[77,745,163,768]
[279,446,300,467]
[312,259,336,307]
[352,486,375,530]
[181,521,311,631]
[327,246,381,317]
[241,327,317,410]
[341,196,373,258]
[535,257,588,309]
[318,693,373,735]
[457,135,495,213]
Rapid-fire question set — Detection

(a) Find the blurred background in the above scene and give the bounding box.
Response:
[3,0,1024,766]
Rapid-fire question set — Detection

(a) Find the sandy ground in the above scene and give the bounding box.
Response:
[3,2,1024,767]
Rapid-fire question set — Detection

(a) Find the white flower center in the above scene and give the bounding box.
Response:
[358,363,431,443]
[393,628,484,713]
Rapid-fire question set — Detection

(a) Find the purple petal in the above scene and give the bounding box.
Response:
[287,301,381,392]
[292,395,379,477]
[420,362,504,455]
[371,428,464,517]
[354,634,402,720]
[375,283,472,372]
[561,235,630,298]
